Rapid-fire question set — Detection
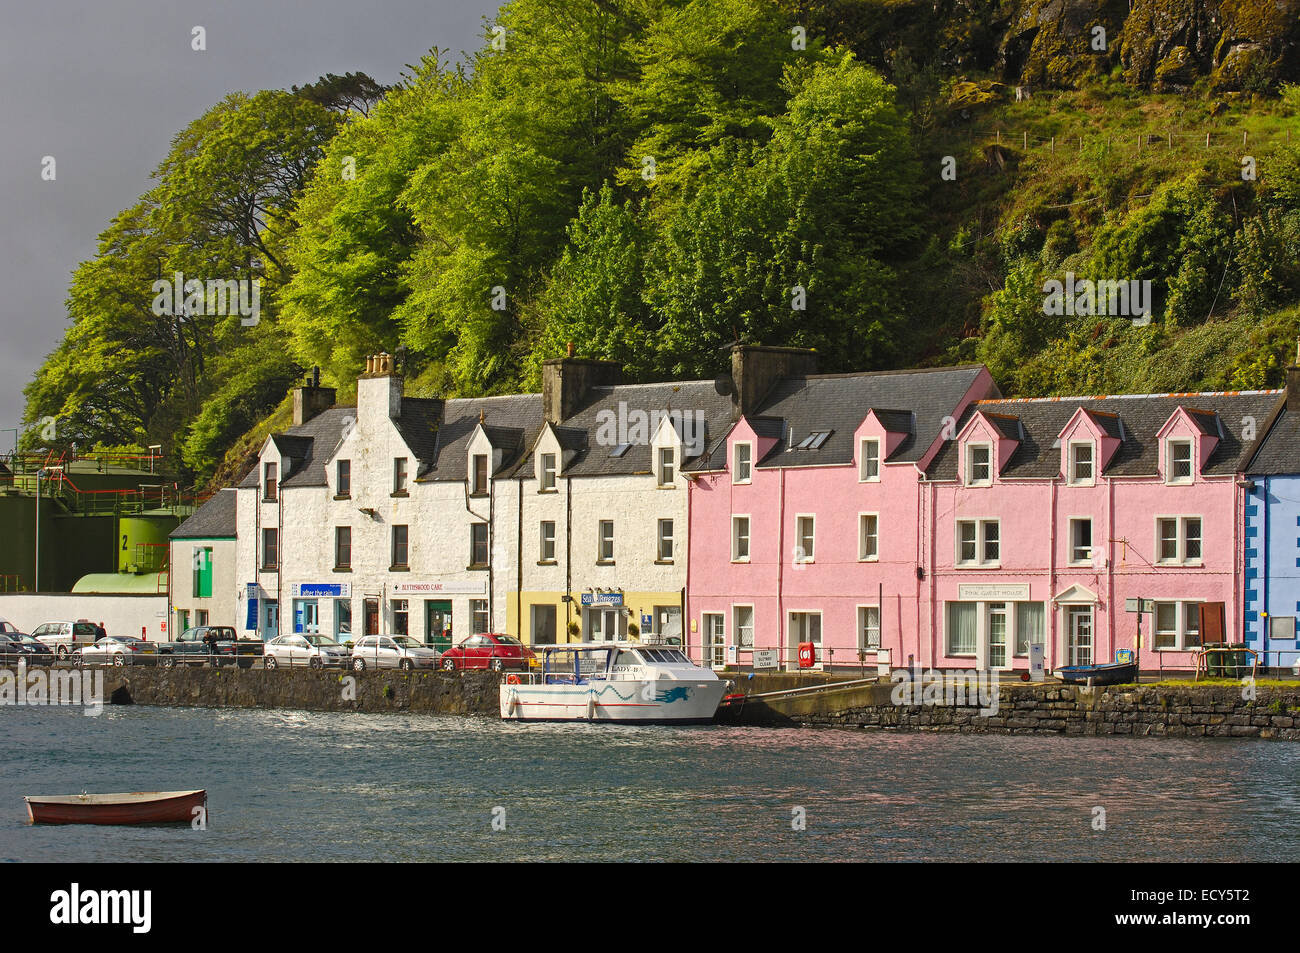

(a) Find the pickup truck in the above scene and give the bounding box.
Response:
[157,626,263,668]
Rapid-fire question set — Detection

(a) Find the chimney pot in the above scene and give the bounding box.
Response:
[566,341,575,358]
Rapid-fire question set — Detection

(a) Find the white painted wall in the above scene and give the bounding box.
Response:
[0,594,168,640]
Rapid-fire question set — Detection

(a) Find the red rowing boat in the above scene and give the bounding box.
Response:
[25,790,206,825]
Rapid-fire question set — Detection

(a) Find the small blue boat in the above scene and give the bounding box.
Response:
[1055,661,1138,686]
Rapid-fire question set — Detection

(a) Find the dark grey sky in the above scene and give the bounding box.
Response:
[0,0,496,447]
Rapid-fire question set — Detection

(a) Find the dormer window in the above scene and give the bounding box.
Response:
[1167,440,1193,484]
[657,447,675,486]
[859,438,880,482]
[263,462,278,502]
[734,443,752,484]
[471,454,488,495]
[966,444,992,486]
[1068,443,1094,485]
[540,453,557,491]
[336,460,351,498]
[393,457,409,495]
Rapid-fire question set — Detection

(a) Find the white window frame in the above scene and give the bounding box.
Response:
[859,438,881,483]
[597,520,615,563]
[795,514,815,564]
[657,518,674,562]
[858,512,879,562]
[1153,600,1203,651]
[1166,439,1194,485]
[733,442,752,484]
[733,605,754,648]
[965,442,992,486]
[1068,441,1095,486]
[539,521,556,563]
[1068,516,1093,566]
[657,447,675,487]
[1155,515,1203,566]
[540,452,557,491]
[732,515,751,563]
[955,518,1000,568]
[857,605,881,650]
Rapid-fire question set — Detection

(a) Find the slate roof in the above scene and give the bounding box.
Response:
[171,488,237,539]
[423,394,544,483]
[1245,400,1300,476]
[1081,408,1124,439]
[240,407,356,488]
[392,397,443,473]
[688,365,991,472]
[981,412,1024,441]
[927,390,1281,480]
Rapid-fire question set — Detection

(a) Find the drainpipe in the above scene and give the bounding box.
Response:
[565,474,572,638]
[684,474,693,660]
[1049,475,1058,670]
[776,467,786,666]
[1261,478,1269,658]
[516,472,523,642]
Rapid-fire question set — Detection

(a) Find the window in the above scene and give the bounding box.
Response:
[336,460,351,498]
[734,443,752,483]
[1069,518,1092,564]
[393,457,408,495]
[1167,439,1193,483]
[392,599,409,637]
[540,453,556,491]
[263,462,278,501]
[335,527,351,570]
[471,523,488,567]
[658,447,675,486]
[1270,616,1297,641]
[391,525,409,569]
[859,514,879,561]
[734,606,754,647]
[1157,517,1202,565]
[539,521,556,562]
[471,599,489,635]
[261,528,278,570]
[858,606,881,649]
[956,519,999,566]
[966,444,992,485]
[946,602,977,655]
[335,599,352,638]
[196,610,209,627]
[1154,600,1202,650]
[1015,602,1045,656]
[732,516,750,562]
[192,546,213,598]
[859,438,880,482]
[472,454,488,495]
[597,520,614,562]
[657,519,674,561]
[795,516,815,563]
[795,431,831,450]
[1069,443,1094,484]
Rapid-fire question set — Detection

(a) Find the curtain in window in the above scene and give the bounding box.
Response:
[1015,602,1044,654]
[947,602,977,654]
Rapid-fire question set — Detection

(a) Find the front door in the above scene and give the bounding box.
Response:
[364,598,380,637]
[264,601,279,641]
[787,612,822,670]
[988,602,1009,670]
[1067,607,1093,666]
[703,613,725,668]
[531,604,557,646]
[425,600,452,650]
[655,605,682,645]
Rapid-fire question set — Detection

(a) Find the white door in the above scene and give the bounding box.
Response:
[787,612,822,670]
[265,602,279,641]
[703,613,725,669]
[988,603,1009,670]
[1067,607,1093,666]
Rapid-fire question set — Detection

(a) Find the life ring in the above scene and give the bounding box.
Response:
[506,674,520,685]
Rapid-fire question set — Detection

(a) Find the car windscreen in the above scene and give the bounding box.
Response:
[391,637,421,648]
[73,623,98,635]
[494,635,523,646]
[305,636,339,646]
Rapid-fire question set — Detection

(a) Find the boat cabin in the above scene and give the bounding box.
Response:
[536,641,698,685]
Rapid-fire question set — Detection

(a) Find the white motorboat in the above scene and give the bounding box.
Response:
[499,641,728,724]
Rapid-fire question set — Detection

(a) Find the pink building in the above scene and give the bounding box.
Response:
[685,347,996,669]
[686,353,1276,674]
[922,391,1277,673]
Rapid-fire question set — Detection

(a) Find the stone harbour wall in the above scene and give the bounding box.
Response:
[98,666,503,716]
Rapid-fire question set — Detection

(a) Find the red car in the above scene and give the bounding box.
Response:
[440,633,536,672]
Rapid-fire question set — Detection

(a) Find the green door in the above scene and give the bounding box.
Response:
[425,600,453,652]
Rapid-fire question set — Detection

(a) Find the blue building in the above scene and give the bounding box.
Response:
[1243,372,1300,670]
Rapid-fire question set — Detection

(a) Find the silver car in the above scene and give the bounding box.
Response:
[350,635,440,672]
[263,634,350,669]
[73,635,158,667]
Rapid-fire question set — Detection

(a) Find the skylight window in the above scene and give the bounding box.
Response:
[609,443,631,458]
[796,430,831,450]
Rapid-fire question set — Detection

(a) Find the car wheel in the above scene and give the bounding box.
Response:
[352,657,366,672]
[113,655,126,667]
[160,655,176,669]
[57,645,68,659]
[490,658,505,673]
[309,656,322,670]
[442,657,457,671]
[399,658,413,672]
[71,653,84,668]
[264,655,278,669]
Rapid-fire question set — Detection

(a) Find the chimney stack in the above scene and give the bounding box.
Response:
[730,345,818,420]
[293,366,336,427]
[542,351,622,424]
[358,351,404,422]
[1288,338,1300,413]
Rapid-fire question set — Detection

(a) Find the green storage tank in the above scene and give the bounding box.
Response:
[117,514,178,574]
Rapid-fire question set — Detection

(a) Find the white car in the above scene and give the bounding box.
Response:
[263,634,350,669]
[32,621,101,658]
[73,635,158,667]
[349,635,441,672]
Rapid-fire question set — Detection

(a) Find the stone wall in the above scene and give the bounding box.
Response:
[99,667,502,716]
[725,682,1300,740]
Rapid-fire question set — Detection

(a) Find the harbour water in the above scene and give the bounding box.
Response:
[2,705,1298,862]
